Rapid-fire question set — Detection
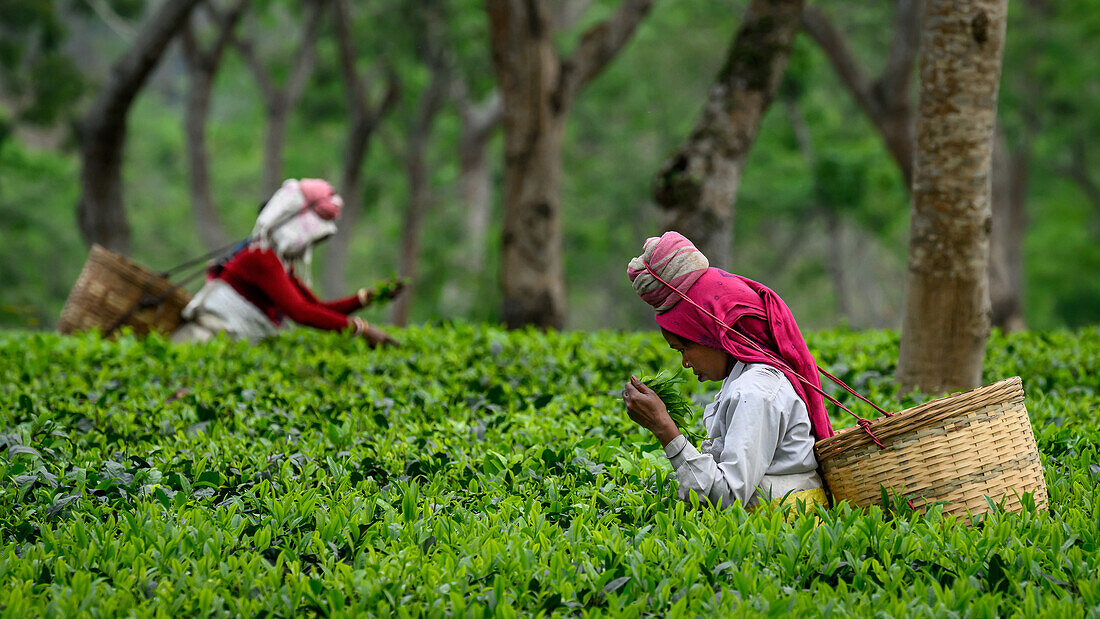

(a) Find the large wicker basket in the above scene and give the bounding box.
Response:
[814,376,1047,517]
[58,244,192,337]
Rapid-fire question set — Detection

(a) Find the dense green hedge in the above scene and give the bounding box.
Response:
[1,326,1097,616]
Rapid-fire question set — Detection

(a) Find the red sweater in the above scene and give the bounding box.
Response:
[214,248,362,331]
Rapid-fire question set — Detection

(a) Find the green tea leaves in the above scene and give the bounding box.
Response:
[639,370,706,444]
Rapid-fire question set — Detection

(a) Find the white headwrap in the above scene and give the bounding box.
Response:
[252,179,340,284]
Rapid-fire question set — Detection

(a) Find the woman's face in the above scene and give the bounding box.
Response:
[662,329,732,383]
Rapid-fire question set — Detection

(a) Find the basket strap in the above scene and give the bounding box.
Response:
[160,237,252,278]
[642,261,891,447]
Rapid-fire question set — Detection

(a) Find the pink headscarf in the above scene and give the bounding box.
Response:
[629,232,835,441]
[298,178,343,220]
[627,231,709,313]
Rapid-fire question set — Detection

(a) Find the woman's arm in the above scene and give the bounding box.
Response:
[664,384,783,508]
[290,278,364,314]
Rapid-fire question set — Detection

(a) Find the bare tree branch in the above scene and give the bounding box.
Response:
[653,0,804,266]
[231,35,276,105]
[559,0,655,101]
[233,0,326,198]
[332,0,366,112]
[876,0,921,100]
[84,0,136,41]
[182,0,250,250]
[801,2,919,185]
[322,0,402,295]
[800,7,877,116]
[285,0,325,107]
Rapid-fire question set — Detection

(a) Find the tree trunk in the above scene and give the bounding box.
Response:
[989,126,1028,332]
[181,1,249,252]
[898,0,1008,394]
[488,0,653,329]
[391,65,449,327]
[489,0,569,330]
[807,0,1030,332]
[652,0,804,268]
[801,1,920,187]
[323,113,371,297]
[321,0,401,297]
[76,0,204,254]
[184,68,229,250]
[234,0,324,201]
[457,92,501,276]
[261,103,291,199]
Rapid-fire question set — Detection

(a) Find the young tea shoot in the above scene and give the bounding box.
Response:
[371,275,407,303]
[640,370,706,444]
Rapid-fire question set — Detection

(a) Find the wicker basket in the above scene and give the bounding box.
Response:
[814,376,1047,517]
[58,244,192,337]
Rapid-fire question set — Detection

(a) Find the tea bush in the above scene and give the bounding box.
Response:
[1,326,1097,616]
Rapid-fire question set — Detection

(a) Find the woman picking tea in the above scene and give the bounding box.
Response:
[621,231,835,511]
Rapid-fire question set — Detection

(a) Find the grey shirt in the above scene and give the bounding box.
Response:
[663,361,823,508]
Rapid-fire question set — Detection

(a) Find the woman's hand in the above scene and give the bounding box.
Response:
[622,375,681,447]
[363,325,400,348]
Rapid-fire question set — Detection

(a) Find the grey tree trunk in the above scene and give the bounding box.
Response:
[391,60,449,327]
[181,0,249,252]
[809,1,1029,334]
[652,0,804,268]
[805,0,1029,332]
[457,91,501,277]
[234,0,324,200]
[76,0,205,254]
[488,0,654,329]
[989,127,1028,332]
[898,0,1008,394]
[321,0,401,297]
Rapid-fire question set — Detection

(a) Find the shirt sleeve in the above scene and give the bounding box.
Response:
[320,296,364,314]
[663,383,784,508]
[290,277,364,314]
[243,252,353,331]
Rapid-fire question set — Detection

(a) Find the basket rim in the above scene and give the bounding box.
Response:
[815,376,1025,460]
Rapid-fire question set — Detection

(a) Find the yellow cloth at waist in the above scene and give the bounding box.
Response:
[750,488,829,522]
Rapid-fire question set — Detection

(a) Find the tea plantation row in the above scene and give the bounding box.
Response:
[1,325,1098,617]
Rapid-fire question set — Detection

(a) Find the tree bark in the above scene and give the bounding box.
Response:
[806,0,1029,332]
[456,90,502,276]
[233,0,325,200]
[488,0,654,329]
[653,0,804,268]
[801,1,920,187]
[898,0,1008,394]
[391,59,449,327]
[321,0,401,297]
[76,0,205,254]
[988,126,1027,332]
[181,0,249,252]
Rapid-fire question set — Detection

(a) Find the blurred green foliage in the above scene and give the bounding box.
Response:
[0,0,1097,330]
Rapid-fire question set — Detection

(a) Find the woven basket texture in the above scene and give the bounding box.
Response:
[814,376,1047,517]
[58,245,191,336]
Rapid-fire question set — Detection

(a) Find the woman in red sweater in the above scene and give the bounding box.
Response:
[172,178,398,346]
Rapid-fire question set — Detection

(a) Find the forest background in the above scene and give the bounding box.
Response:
[1,0,1098,333]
